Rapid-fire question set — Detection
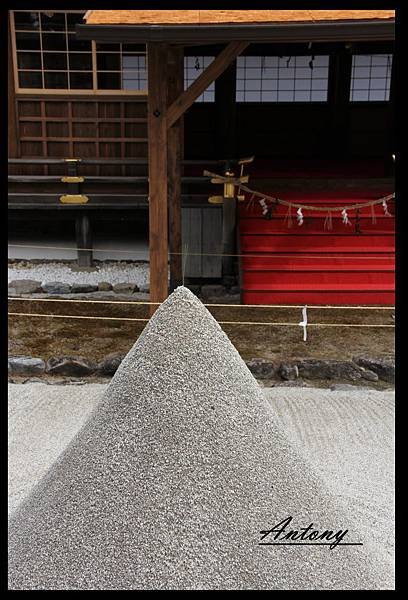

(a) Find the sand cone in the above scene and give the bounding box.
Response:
[8,287,392,589]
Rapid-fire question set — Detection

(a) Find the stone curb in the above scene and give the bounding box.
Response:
[8,354,395,384]
[8,279,242,299]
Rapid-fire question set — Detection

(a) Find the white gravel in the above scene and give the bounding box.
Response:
[8,260,151,287]
[8,384,103,516]
[264,388,395,576]
[8,287,394,590]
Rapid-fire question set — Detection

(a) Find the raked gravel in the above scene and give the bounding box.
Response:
[265,388,395,576]
[8,260,151,287]
[8,287,394,590]
[8,384,104,515]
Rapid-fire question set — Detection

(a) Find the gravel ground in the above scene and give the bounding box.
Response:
[265,388,395,574]
[8,384,104,515]
[8,288,394,590]
[8,260,151,287]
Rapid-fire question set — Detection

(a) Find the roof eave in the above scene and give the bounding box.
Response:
[76,20,395,44]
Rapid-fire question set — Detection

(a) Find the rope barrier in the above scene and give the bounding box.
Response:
[8,311,395,328]
[207,172,395,213]
[8,243,395,260]
[7,297,395,310]
[241,184,395,212]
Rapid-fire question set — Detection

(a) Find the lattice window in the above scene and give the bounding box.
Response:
[11,11,147,94]
[236,55,330,102]
[96,43,147,90]
[350,54,393,102]
[184,56,215,102]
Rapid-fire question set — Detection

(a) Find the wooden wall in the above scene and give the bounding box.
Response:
[11,97,147,175]
[11,97,390,168]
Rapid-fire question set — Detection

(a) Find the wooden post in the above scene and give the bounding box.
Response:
[147,42,169,310]
[167,46,184,292]
[215,61,238,281]
[385,53,395,176]
[8,14,18,158]
[222,196,237,279]
[75,214,93,267]
[215,60,237,160]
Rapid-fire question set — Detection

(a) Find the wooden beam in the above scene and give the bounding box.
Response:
[167,46,184,292]
[147,42,169,308]
[8,14,18,158]
[166,40,249,128]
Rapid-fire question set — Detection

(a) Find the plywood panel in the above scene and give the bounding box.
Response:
[47,122,69,137]
[47,141,69,156]
[20,141,42,156]
[72,122,97,137]
[45,102,68,118]
[20,122,42,137]
[18,101,41,117]
[202,208,222,277]
[125,103,147,118]
[182,208,202,277]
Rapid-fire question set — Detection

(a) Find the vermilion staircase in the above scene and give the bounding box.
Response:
[239,188,395,306]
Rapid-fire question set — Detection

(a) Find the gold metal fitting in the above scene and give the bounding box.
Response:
[61,176,84,183]
[208,195,224,204]
[59,194,89,204]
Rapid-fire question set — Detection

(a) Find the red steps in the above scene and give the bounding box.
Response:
[238,188,395,306]
[242,289,395,306]
[240,235,394,254]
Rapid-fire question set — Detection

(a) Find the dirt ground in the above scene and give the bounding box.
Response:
[8,296,394,363]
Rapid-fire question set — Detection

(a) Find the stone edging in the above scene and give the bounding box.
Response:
[8,280,145,295]
[8,280,239,302]
[8,354,395,384]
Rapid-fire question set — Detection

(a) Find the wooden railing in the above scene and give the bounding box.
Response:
[8,157,224,211]
[8,157,223,268]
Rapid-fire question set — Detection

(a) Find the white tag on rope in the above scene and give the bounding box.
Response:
[296,207,304,226]
[382,200,391,217]
[299,305,308,342]
[259,198,268,216]
[341,208,351,226]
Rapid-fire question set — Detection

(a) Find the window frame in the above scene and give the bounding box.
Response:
[349,53,393,103]
[11,10,148,96]
[184,56,215,102]
[235,55,331,104]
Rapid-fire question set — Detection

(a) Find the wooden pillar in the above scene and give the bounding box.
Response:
[385,53,395,176]
[167,46,184,292]
[147,42,169,308]
[75,213,93,268]
[215,62,238,280]
[8,14,18,158]
[327,50,352,158]
[222,196,237,279]
[215,60,237,160]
